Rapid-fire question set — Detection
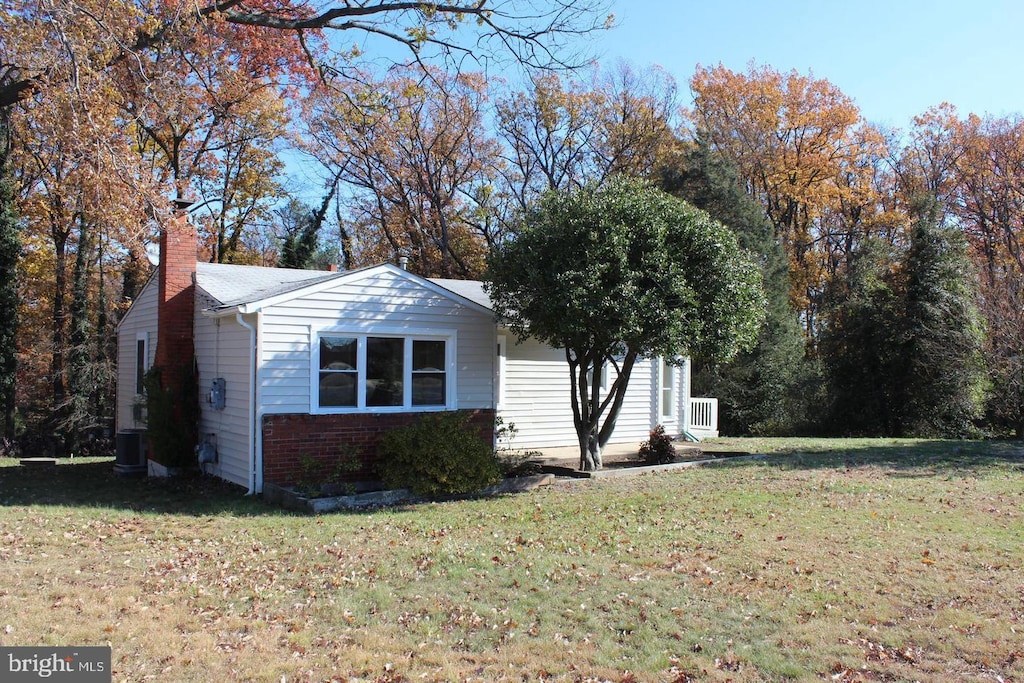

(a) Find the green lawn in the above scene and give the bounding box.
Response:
[1,439,1022,681]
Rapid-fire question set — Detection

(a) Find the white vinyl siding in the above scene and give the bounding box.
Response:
[193,300,253,488]
[497,335,658,449]
[115,278,158,432]
[257,270,494,415]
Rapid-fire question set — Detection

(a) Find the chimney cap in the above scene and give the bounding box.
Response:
[172,197,197,211]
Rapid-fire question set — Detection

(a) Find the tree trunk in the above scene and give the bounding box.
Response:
[65,214,91,454]
[50,223,69,455]
[0,113,19,442]
[578,427,603,471]
[598,350,638,449]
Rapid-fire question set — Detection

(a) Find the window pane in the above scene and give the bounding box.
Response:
[661,360,674,417]
[366,337,403,406]
[320,336,357,370]
[413,340,445,371]
[412,374,446,406]
[135,339,146,394]
[319,371,357,407]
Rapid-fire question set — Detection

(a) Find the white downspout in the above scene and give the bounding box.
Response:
[236,312,259,494]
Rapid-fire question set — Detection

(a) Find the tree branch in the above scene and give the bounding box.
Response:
[2,0,611,110]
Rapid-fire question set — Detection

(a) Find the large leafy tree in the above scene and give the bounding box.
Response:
[486,177,764,470]
[306,66,500,277]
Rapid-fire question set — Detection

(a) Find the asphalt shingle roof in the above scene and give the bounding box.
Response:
[196,262,344,309]
[428,278,492,310]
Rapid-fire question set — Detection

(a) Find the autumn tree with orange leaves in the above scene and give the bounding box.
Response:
[688,63,897,335]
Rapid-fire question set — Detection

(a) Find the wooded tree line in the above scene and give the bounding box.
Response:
[0,0,1020,449]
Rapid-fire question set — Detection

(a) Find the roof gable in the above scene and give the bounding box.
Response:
[197,262,493,316]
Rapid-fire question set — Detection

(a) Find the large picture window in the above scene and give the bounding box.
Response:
[314,331,454,412]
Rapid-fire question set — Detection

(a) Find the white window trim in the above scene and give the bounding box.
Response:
[660,357,676,421]
[496,335,507,410]
[311,326,458,414]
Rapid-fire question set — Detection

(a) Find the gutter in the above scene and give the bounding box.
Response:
[235,312,260,495]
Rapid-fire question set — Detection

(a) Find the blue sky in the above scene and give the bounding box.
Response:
[597,0,1024,129]
[283,2,1024,199]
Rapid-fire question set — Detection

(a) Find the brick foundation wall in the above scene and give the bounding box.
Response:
[262,409,497,488]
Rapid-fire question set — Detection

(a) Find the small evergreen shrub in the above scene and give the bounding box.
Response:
[638,424,677,465]
[377,412,501,497]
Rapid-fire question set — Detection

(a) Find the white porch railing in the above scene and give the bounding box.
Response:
[688,397,719,439]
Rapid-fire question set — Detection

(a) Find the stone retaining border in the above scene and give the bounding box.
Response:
[262,454,769,513]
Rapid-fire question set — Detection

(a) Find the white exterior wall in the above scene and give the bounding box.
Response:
[257,270,495,415]
[653,357,692,438]
[497,334,679,450]
[115,278,158,433]
[194,294,253,488]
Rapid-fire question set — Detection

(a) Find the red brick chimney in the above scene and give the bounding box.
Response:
[154,200,197,375]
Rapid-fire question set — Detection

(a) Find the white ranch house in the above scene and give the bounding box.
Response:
[115,218,718,493]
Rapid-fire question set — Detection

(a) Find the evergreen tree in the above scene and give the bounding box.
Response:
[278,183,339,270]
[819,199,984,437]
[819,239,903,436]
[0,113,20,442]
[278,200,320,269]
[898,200,986,436]
[659,140,812,434]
